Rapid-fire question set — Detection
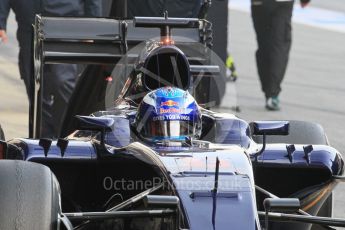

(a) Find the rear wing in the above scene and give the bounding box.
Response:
[31,15,213,138]
[34,16,211,65]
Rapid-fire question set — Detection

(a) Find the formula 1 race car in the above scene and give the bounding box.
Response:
[1,4,345,230]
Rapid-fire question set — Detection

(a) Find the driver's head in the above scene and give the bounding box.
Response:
[134,87,201,142]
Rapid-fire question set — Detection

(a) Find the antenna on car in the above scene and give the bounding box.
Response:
[211,157,220,229]
[212,157,220,194]
[57,138,69,157]
[39,138,52,157]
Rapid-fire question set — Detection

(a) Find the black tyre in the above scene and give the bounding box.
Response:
[0,124,4,140]
[252,120,328,145]
[0,160,61,230]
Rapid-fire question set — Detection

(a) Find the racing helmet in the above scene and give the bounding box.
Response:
[134,87,202,142]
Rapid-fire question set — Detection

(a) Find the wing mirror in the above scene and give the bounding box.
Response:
[251,121,289,159]
[252,121,289,136]
[76,115,114,131]
[75,115,114,147]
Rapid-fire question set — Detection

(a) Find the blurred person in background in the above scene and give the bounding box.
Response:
[41,0,102,138]
[0,0,41,103]
[251,0,310,111]
[0,0,102,138]
[0,0,41,136]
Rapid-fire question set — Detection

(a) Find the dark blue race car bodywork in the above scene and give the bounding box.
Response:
[5,108,344,230]
[1,8,344,230]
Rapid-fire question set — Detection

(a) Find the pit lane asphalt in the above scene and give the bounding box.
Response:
[1,2,345,221]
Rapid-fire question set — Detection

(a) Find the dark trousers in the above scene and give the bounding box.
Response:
[41,64,77,138]
[251,0,293,98]
[17,32,34,103]
[17,30,35,137]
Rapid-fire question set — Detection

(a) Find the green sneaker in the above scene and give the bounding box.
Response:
[266,96,280,111]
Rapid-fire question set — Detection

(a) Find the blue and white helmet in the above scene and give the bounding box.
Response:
[135,87,202,142]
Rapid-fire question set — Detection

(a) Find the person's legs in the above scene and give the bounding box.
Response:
[251,3,272,97]
[252,1,293,110]
[267,1,293,98]
[18,40,34,103]
[41,64,77,138]
[18,34,35,135]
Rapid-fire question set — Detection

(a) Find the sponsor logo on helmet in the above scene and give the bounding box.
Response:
[161,100,179,107]
[160,108,184,114]
[153,115,191,121]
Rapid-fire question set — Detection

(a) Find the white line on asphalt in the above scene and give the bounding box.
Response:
[229,0,345,33]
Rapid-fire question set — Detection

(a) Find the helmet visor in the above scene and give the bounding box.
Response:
[145,120,193,141]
